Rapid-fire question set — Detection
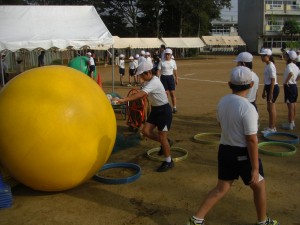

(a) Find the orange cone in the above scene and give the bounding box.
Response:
[97,72,102,88]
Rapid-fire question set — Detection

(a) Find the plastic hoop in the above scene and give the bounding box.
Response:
[263,132,299,144]
[146,147,188,162]
[93,163,141,184]
[193,133,221,145]
[258,141,297,157]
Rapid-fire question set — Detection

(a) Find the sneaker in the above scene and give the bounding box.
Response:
[173,108,177,113]
[186,217,205,225]
[292,121,296,128]
[127,83,132,87]
[281,122,293,130]
[156,160,174,172]
[261,127,277,134]
[158,139,173,156]
[256,217,280,225]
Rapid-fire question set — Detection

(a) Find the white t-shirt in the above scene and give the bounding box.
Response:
[129,61,137,70]
[118,59,125,69]
[296,55,300,63]
[217,94,258,147]
[158,59,177,75]
[246,71,259,103]
[283,62,300,84]
[142,76,169,107]
[138,56,146,65]
[146,57,152,64]
[263,62,278,85]
[88,57,95,66]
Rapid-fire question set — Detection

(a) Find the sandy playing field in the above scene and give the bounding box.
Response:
[0,55,299,225]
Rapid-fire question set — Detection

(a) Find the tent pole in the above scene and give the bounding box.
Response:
[112,45,115,93]
[1,53,5,87]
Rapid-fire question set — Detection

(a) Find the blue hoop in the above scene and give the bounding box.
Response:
[93,163,141,184]
[263,132,299,144]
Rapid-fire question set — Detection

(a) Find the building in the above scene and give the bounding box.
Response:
[210,19,238,36]
[239,0,300,54]
[211,0,238,36]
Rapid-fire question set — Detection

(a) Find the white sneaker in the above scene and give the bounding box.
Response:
[281,123,293,130]
[261,127,277,134]
[292,121,296,128]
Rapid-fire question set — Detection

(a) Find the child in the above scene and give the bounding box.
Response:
[128,56,137,87]
[186,66,279,225]
[259,49,279,134]
[282,50,300,130]
[118,54,125,86]
[134,54,140,85]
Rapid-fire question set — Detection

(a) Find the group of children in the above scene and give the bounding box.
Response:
[115,47,300,225]
[117,50,161,87]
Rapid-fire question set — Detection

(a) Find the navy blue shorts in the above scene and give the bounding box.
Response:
[147,104,172,131]
[265,84,279,103]
[119,68,125,76]
[89,65,95,72]
[160,75,175,91]
[129,69,135,76]
[284,84,298,103]
[218,144,264,185]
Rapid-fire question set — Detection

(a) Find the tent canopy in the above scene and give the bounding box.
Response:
[202,36,246,46]
[0,6,113,52]
[121,38,165,49]
[162,37,205,48]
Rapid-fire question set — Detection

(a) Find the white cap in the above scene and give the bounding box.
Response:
[165,48,172,54]
[136,61,153,76]
[135,54,139,58]
[287,50,297,60]
[171,55,174,59]
[129,56,134,60]
[86,52,92,56]
[234,52,253,62]
[230,66,252,86]
[141,50,145,55]
[145,52,151,56]
[119,54,125,58]
[259,48,272,56]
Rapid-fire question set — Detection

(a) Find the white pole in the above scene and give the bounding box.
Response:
[1,53,5,86]
[112,45,115,93]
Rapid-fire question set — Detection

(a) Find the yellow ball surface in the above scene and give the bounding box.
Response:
[0,66,116,191]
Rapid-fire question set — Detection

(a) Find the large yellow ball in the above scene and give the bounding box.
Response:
[0,66,116,191]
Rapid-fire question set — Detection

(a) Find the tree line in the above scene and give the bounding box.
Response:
[1,0,231,37]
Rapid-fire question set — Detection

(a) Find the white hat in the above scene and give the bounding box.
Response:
[145,52,151,56]
[165,48,172,54]
[141,50,145,55]
[230,66,252,86]
[136,61,153,76]
[135,54,139,58]
[259,48,272,56]
[129,56,134,60]
[287,50,297,60]
[86,52,92,56]
[234,52,253,62]
[119,54,125,58]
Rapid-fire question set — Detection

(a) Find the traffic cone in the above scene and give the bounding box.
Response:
[97,72,102,88]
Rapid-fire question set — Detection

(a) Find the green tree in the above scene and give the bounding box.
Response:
[282,20,300,37]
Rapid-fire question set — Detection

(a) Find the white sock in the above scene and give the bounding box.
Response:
[166,156,172,163]
[192,216,204,223]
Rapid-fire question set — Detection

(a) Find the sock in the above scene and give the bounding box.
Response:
[192,216,204,224]
[165,156,172,163]
[292,121,295,126]
[257,219,266,225]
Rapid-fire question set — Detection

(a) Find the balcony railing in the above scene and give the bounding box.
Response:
[265,25,283,32]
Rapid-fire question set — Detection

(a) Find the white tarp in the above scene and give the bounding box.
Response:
[121,38,165,49]
[112,36,130,49]
[202,36,246,46]
[161,37,205,48]
[0,6,113,52]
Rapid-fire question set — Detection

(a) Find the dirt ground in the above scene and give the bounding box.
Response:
[1,55,300,225]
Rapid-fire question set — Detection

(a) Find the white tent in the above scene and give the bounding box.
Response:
[0,5,114,89]
[0,5,113,52]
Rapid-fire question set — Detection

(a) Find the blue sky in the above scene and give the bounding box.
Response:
[221,0,238,21]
